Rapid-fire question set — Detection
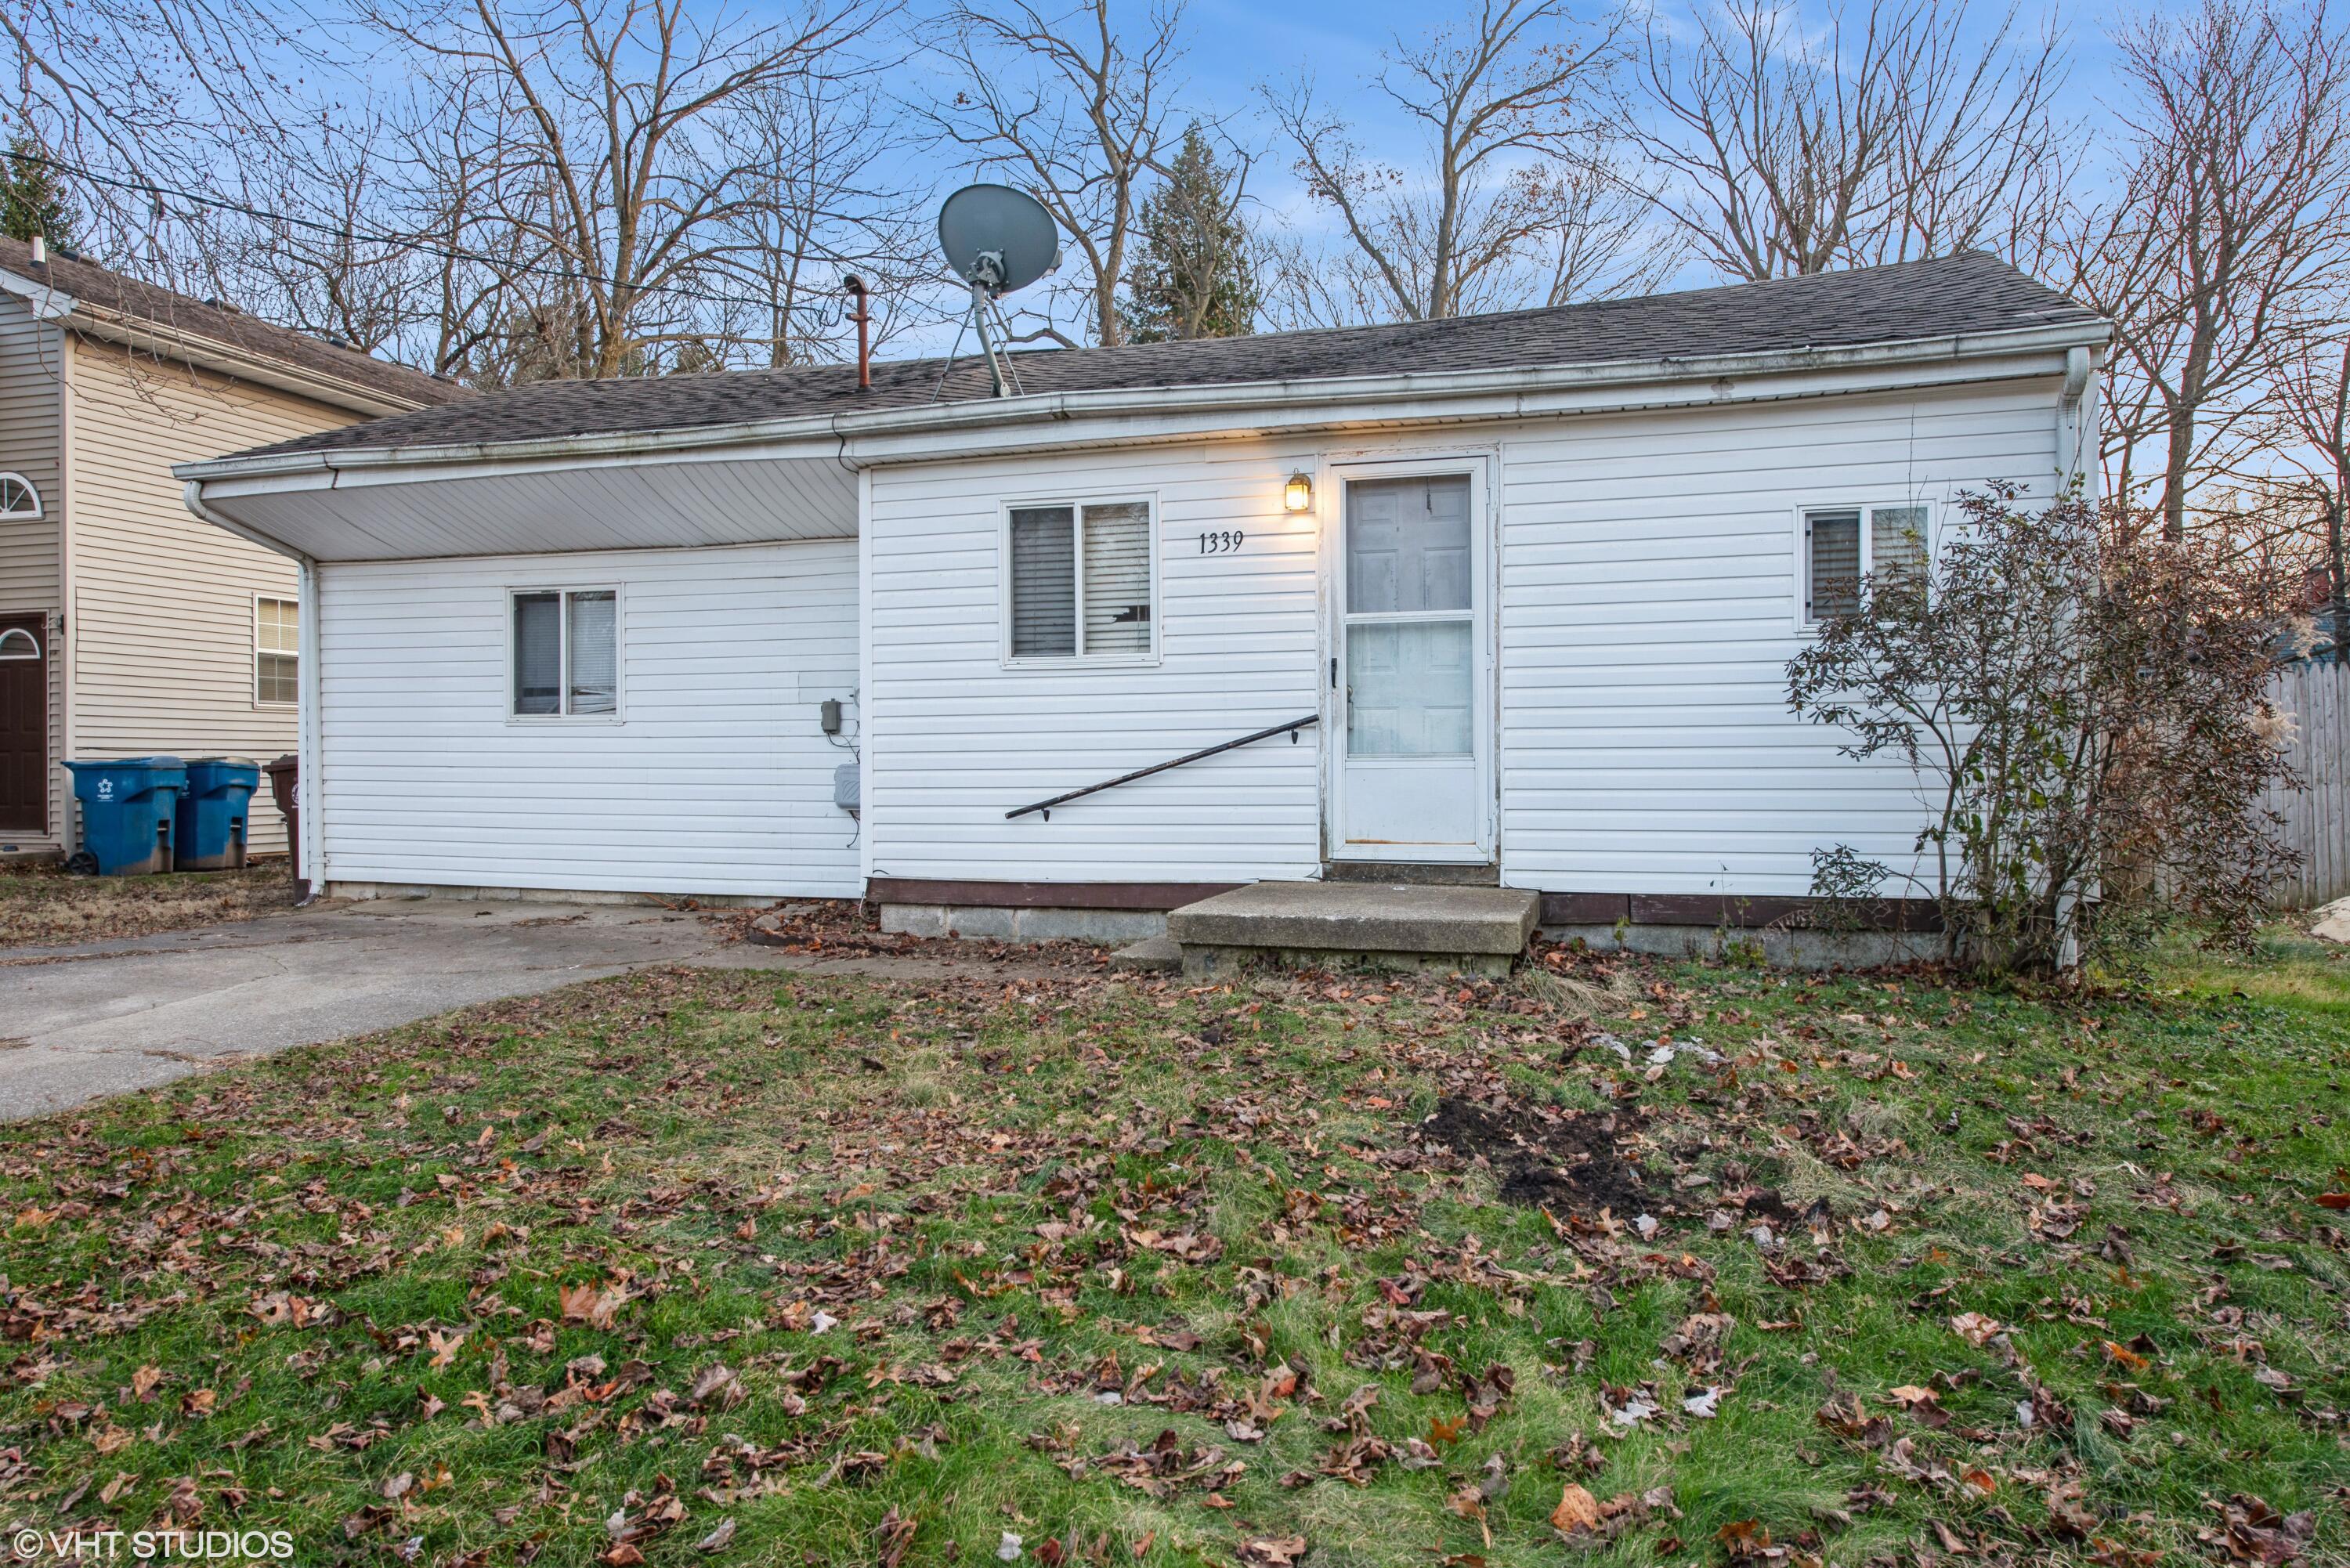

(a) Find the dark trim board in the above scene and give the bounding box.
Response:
[866,878,1242,912]
[868,879,1941,933]
[1540,891,1943,934]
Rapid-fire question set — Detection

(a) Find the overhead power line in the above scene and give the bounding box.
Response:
[9,146,866,321]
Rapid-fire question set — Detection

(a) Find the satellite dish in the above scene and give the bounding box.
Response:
[938,183,1061,298]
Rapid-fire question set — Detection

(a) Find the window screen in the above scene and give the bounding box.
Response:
[513,592,562,715]
[1007,499,1155,659]
[1806,511,1862,622]
[1081,502,1152,654]
[255,596,299,705]
[1871,506,1929,591]
[567,591,617,714]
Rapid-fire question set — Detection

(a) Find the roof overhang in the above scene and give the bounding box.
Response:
[0,266,441,419]
[180,318,2110,565]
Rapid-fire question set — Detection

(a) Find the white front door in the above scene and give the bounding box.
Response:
[1331,467,1492,862]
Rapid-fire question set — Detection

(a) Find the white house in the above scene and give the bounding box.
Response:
[175,253,2106,954]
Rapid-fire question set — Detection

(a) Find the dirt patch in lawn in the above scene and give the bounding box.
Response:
[1418,1093,1650,1214]
[0,861,298,946]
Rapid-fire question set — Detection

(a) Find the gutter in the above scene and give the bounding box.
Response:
[178,317,2113,488]
[183,482,326,905]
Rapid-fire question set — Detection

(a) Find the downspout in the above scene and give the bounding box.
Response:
[55,320,74,855]
[183,481,325,905]
[2058,345,2092,493]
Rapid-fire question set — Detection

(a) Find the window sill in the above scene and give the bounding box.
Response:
[506,714,625,726]
[999,654,1162,672]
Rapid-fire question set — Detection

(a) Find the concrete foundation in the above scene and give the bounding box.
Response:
[877,903,1170,943]
[1544,922,1941,970]
[327,881,776,909]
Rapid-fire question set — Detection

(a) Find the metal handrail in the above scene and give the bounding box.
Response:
[1007,713,1320,820]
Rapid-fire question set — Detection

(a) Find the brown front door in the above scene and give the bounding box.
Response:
[0,612,48,833]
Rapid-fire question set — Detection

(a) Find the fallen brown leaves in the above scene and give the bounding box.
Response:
[2203,1495,2318,1566]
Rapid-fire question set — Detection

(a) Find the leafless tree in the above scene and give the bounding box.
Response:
[2249,319,2350,634]
[921,0,1191,348]
[1633,0,2066,281]
[2067,0,2350,540]
[717,65,931,368]
[2269,326,2350,514]
[1263,0,1658,326]
[188,121,443,359]
[359,0,895,381]
[0,0,321,250]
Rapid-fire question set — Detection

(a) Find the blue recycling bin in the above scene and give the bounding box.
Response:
[176,757,259,871]
[63,757,186,876]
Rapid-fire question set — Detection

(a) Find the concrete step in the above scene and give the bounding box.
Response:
[1108,934,1184,973]
[1321,859,1501,887]
[1166,880,1539,977]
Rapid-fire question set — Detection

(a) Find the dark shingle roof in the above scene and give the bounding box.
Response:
[0,237,462,411]
[225,251,2098,464]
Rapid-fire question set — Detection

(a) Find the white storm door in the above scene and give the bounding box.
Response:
[1333,469,1491,862]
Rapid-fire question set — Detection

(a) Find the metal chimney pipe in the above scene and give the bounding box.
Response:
[843,275,871,391]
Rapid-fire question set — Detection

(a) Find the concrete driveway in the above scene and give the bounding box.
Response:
[0,898,895,1121]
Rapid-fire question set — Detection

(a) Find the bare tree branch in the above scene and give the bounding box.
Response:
[357,0,898,381]
[1261,0,1661,326]
[2064,0,2350,538]
[918,0,1191,347]
[1632,0,2067,280]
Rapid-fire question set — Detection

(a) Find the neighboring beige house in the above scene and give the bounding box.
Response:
[0,237,461,860]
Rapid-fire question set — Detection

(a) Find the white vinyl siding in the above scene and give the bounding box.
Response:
[316,540,859,898]
[870,450,1318,884]
[1497,381,2056,896]
[866,376,2057,901]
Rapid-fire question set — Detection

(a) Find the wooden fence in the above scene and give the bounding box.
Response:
[2267,655,2350,909]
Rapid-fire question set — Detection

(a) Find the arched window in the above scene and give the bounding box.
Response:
[0,475,40,520]
[0,628,40,660]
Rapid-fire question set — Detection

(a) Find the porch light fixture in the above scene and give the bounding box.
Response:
[1284,471,1314,512]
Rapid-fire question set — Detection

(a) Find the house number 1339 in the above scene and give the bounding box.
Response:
[1198,529,1245,554]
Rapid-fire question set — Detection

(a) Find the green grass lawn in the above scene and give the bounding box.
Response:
[4,934,2348,1566]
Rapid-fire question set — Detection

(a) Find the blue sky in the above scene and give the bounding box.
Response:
[881,0,2154,350]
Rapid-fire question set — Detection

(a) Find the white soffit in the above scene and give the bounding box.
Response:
[204,453,858,562]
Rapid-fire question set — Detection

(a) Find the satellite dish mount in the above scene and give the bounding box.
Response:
[935,184,1061,400]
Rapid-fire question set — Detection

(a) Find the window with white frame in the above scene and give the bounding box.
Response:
[255,596,298,705]
[1803,503,1930,624]
[1007,499,1155,659]
[0,474,40,519]
[513,589,618,717]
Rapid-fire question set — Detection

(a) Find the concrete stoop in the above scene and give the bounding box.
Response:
[1142,880,1541,978]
